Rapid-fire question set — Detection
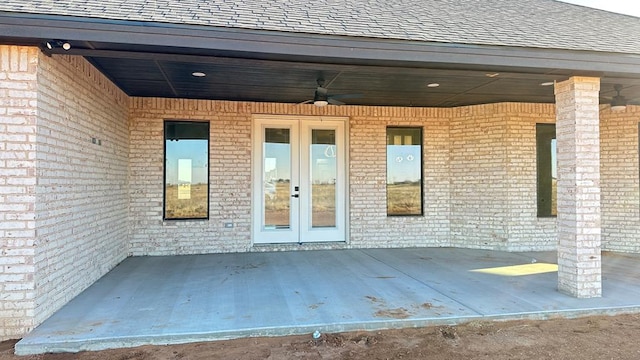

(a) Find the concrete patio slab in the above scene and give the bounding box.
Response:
[15,248,640,355]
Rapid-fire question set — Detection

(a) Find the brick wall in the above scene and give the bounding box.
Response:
[129,101,573,254]
[600,105,640,252]
[129,99,253,255]
[450,105,510,249]
[0,46,129,340]
[129,102,452,255]
[449,103,558,251]
[0,45,38,341]
[348,108,451,248]
[505,104,558,251]
[33,53,129,324]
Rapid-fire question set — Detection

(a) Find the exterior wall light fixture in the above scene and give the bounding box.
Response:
[45,40,71,51]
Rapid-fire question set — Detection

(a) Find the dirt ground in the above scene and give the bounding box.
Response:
[2,313,640,360]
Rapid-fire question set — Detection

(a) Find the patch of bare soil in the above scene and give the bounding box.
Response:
[3,314,640,360]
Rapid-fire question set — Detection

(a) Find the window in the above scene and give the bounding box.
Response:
[536,124,556,217]
[164,121,210,220]
[386,127,423,216]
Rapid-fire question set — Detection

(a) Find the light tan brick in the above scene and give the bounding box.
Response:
[0,46,128,340]
[555,77,602,298]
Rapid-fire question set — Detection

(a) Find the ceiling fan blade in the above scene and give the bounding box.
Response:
[330,93,363,100]
[327,98,345,106]
[297,99,314,105]
[324,71,343,89]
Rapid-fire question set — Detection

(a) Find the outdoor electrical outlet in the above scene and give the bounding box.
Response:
[224,222,234,228]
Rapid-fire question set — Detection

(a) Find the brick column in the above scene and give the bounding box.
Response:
[554,77,602,298]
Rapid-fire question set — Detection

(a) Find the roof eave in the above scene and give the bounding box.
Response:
[1,11,640,77]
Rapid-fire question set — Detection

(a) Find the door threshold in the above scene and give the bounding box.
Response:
[251,242,349,252]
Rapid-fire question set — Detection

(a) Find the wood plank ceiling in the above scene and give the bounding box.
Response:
[87,54,640,107]
[29,39,640,108]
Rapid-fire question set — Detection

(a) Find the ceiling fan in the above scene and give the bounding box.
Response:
[299,75,362,107]
[605,84,639,111]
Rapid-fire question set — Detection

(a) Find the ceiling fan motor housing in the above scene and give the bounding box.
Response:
[611,95,627,107]
[610,84,628,111]
[314,89,328,102]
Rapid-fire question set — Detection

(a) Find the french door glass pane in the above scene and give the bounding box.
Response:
[310,129,336,228]
[263,128,291,229]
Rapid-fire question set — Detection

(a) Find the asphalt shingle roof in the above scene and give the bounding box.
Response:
[1,0,639,55]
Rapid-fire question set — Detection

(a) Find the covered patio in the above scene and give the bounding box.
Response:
[15,248,640,355]
[2,0,640,347]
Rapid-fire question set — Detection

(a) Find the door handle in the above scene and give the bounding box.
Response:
[291,194,299,198]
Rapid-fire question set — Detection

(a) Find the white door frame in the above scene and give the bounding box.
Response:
[252,115,349,244]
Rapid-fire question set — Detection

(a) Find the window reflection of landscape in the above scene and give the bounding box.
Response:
[311,129,337,227]
[164,121,209,220]
[386,127,423,216]
[263,128,291,229]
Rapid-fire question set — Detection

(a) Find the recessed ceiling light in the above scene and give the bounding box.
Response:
[427,83,440,88]
[540,81,554,86]
[192,72,206,77]
[485,73,500,78]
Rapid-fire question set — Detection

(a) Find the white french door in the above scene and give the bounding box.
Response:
[252,116,347,244]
